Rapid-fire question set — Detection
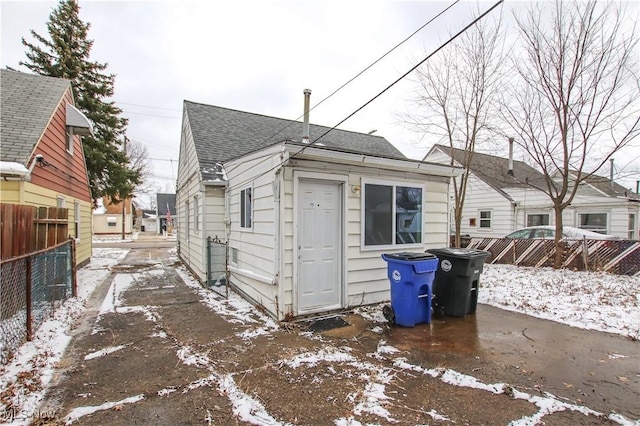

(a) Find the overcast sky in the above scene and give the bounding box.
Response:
[2,0,639,205]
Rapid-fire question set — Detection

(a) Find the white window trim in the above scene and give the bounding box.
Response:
[526,212,550,227]
[360,177,425,251]
[240,186,253,230]
[478,209,492,230]
[576,211,609,234]
[66,127,74,155]
[185,200,190,242]
[194,196,200,233]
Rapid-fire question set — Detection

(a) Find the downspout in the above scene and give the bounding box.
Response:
[275,143,289,320]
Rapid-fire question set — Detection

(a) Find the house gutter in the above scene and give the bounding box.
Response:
[286,144,462,177]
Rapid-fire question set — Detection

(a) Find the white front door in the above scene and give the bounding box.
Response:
[297,179,343,313]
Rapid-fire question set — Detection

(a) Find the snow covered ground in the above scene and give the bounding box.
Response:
[0,249,637,425]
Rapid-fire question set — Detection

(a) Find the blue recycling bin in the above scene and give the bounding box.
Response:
[381,252,439,327]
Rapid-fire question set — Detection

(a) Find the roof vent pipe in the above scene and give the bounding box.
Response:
[507,137,514,176]
[610,158,614,188]
[303,89,311,143]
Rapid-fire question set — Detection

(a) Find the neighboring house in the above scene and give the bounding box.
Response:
[139,209,157,233]
[424,144,640,240]
[176,95,461,321]
[92,197,134,235]
[157,193,176,234]
[0,69,94,266]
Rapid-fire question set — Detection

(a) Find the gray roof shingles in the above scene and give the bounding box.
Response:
[435,144,639,200]
[1,69,71,164]
[184,100,406,181]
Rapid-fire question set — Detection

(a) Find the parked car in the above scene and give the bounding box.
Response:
[505,226,619,241]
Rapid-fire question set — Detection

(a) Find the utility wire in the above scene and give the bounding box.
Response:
[229,0,504,191]
[255,0,462,147]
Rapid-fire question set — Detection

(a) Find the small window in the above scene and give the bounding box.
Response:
[629,213,636,240]
[74,202,80,239]
[107,217,117,227]
[577,212,607,234]
[230,247,238,265]
[479,210,492,229]
[240,188,252,228]
[194,196,200,232]
[185,201,190,241]
[362,181,422,247]
[57,196,65,208]
[66,127,74,155]
[527,213,549,227]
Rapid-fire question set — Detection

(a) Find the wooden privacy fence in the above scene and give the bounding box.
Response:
[0,203,69,260]
[0,239,77,365]
[467,238,640,276]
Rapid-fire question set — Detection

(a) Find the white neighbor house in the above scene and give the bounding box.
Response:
[176,95,462,321]
[425,145,640,241]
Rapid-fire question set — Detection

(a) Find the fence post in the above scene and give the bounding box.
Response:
[70,238,78,297]
[26,257,33,341]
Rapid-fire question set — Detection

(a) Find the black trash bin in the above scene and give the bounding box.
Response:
[426,248,491,317]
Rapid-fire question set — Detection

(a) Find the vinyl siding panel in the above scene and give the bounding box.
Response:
[176,111,215,282]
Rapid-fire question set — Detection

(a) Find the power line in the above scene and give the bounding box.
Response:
[116,101,181,112]
[251,0,463,148]
[230,0,504,191]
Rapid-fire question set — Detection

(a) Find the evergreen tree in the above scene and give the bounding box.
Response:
[21,0,140,203]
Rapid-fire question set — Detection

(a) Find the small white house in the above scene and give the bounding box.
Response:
[425,144,640,240]
[177,96,462,320]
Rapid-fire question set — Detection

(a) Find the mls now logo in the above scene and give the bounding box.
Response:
[391,270,402,282]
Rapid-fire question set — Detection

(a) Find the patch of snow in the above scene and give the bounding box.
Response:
[64,394,144,424]
[479,264,640,339]
[84,345,127,361]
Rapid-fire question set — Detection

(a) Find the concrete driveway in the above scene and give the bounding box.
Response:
[39,241,639,425]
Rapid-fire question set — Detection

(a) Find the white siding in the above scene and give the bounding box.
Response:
[176,111,227,282]
[225,147,453,320]
[226,146,282,317]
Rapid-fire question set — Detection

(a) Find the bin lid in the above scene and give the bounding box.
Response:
[426,248,490,258]
[382,252,437,261]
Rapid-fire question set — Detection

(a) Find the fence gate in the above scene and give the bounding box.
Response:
[207,236,228,297]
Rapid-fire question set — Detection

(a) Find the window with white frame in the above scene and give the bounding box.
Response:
[527,213,549,227]
[66,127,74,155]
[479,210,492,228]
[185,200,190,241]
[194,196,200,232]
[363,181,423,247]
[56,196,65,208]
[107,217,117,227]
[577,212,607,234]
[240,187,252,228]
[74,202,80,239]
[629,213,636,240]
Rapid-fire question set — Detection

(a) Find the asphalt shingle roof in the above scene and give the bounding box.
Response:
[434,144,639,200]
[184,100,406,181]
[434,144,548,190]
[1,69,71,164]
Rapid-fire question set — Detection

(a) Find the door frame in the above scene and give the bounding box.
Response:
[292,171,348,316]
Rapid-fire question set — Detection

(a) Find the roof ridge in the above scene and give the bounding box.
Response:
[183,99,385,139]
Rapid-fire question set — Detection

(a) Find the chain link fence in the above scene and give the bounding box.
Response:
[0,240,76,365]
[207,236,228,297]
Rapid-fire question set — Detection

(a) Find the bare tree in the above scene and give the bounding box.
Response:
[404,14,506,247]
[501,1,640,267]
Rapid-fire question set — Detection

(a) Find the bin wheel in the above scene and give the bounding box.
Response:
[382,305,395,324]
